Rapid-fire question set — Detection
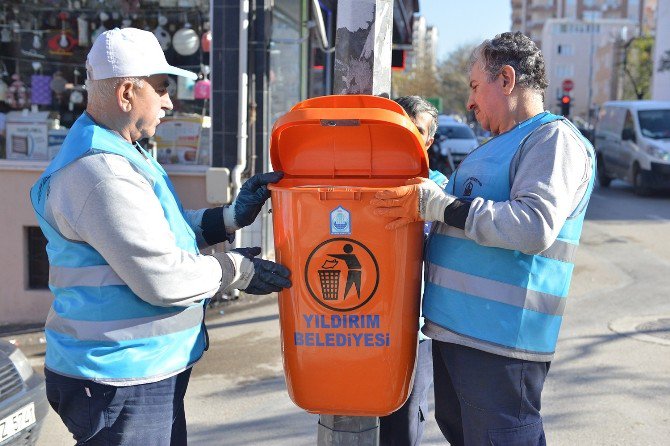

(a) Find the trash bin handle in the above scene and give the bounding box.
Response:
[318,189,362,201]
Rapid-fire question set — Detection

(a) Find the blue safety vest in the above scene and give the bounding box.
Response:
[423,112,595,358]
[428,169,448,189]
[30,113,207,384]
[418,169,449,340]
[424,169,448,234]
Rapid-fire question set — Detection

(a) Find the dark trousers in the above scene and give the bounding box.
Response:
[380,339,433,446]
[432,341,550,446]
[45,367,192,446]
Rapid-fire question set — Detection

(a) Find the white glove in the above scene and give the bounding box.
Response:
[221,251,255,293]
[371,177,457,230]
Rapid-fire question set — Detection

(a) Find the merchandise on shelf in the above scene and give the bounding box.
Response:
[0,0,211,164]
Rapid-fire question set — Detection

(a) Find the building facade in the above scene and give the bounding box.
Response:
[512,0,656,49]
[406,15,438,72]
[0,0,417,329]
[0,0,308,328]
[541,17,636,118]
[512,0,658,119]
[651,0,670,99]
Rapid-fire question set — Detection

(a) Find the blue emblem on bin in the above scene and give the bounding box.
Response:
[330,206,351,235]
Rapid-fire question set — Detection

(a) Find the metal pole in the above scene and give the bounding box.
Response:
[317,1,393,445]
[332,0,393,97]
[586,13,596,125]
[318,415,379,446]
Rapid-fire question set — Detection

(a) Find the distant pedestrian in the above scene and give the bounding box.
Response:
[373,32,595,445]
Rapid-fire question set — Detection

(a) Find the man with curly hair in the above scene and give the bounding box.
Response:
[372,32,595,445]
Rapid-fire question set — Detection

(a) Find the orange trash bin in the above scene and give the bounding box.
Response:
[268,95,428,416]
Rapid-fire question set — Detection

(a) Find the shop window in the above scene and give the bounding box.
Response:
[27,226,49,289]
[0,0,211,167]
[271,1,304,122]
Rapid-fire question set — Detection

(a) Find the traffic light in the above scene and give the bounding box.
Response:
[391,49,406,71]
[560,95,571,117]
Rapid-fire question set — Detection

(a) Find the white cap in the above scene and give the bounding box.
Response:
[86,28,197,81]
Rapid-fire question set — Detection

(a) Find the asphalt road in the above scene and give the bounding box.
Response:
[32,181,670,445]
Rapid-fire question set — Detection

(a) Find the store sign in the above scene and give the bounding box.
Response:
[154,116,205,165]
[293,313,390,348]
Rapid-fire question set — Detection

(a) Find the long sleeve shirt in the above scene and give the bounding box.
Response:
[464,120,592,254]
[423,119,593,360]
[44,152,235,307]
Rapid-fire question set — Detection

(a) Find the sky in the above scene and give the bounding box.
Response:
[418,0,512,60]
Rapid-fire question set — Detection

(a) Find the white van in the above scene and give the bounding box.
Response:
[594,100,670,195]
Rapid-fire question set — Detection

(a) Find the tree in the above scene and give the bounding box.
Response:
[392,54,440,100]
[621,35,654,100]
[391,43,476,117]
[435,43,476,116]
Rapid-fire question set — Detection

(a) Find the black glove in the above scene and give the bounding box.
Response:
[231,246,262,259]
[443,199,471,230]
[223,172,284,231]
[223,247,291,294]
[232,246,292,295]
[243,257,292,295]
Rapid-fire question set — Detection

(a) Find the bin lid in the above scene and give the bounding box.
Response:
[270,95,429,179]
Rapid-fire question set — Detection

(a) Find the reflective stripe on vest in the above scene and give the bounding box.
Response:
[30,113,206,383]
[423,112,595,355]
[45,304,204,341]
[426,261,567,316]
[435,226,578,264]
[50,264,126,288]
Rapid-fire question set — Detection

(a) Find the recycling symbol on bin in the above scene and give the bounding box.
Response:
[304,238,379,312]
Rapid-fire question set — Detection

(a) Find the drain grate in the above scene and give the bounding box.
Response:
[635,318,670,341]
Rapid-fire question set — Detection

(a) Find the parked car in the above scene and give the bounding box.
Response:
[594,100,670,195]
[0,340,48,445]
[435,117,479,167]
[571,116,594,144]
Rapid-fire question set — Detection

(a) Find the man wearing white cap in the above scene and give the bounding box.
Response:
[30,28,291,445]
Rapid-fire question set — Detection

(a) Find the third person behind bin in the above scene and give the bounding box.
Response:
[372,32,595,445]
[378,95,446,446]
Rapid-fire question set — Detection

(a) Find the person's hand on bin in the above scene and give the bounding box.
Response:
[223,171,284,231]
[371,177,457,230]
[224,246,292,295]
